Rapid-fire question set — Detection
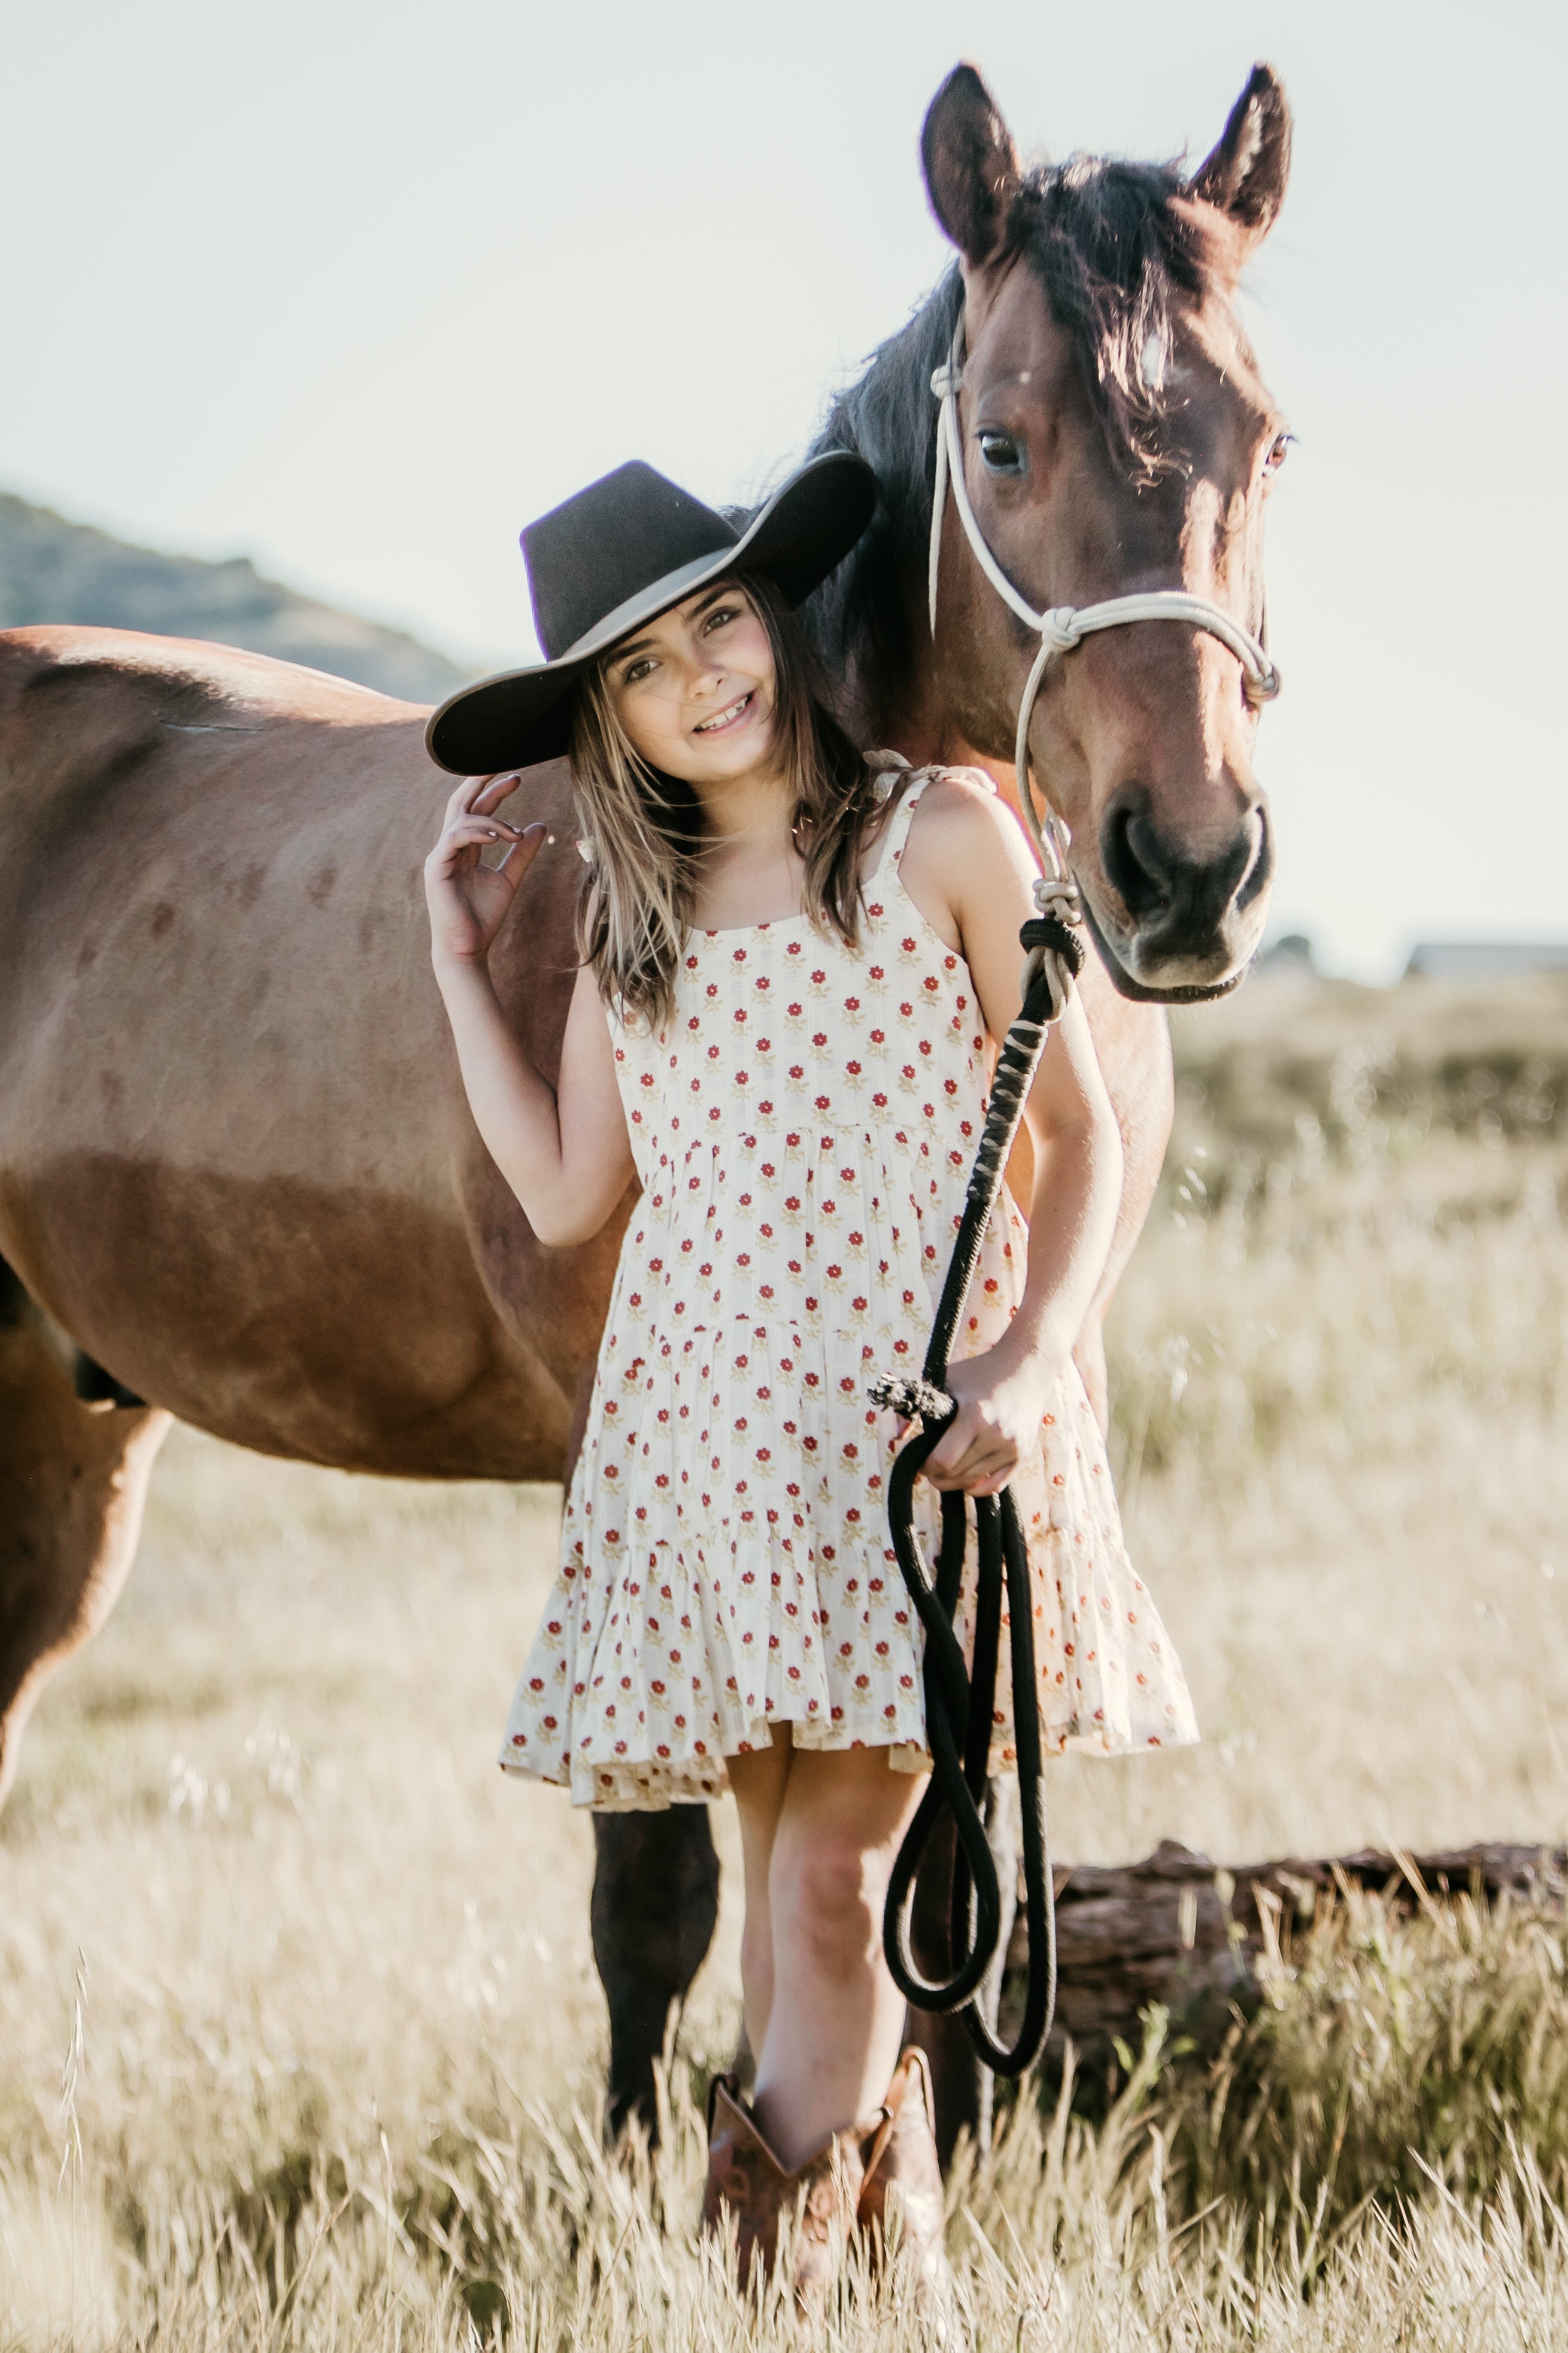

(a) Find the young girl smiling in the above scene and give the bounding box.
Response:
[423,453,1196,2292]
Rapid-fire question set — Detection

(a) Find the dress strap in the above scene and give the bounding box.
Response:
[865,756,997,882]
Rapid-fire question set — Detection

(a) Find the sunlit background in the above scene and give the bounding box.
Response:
[3,0,1563,976]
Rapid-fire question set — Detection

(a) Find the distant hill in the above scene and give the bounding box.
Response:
[0,491,474,704]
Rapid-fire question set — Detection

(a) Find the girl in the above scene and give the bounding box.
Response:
[423,452,1196,2291]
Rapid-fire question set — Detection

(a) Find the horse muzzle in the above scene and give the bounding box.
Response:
[1079,789,1274,1004]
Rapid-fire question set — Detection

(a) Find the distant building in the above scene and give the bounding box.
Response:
[1404,943,1568,982]
[1251,932,1318,980]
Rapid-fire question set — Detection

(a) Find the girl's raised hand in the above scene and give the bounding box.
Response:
[424,774,548,968]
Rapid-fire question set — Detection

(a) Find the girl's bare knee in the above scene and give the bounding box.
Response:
[774,1832,879,1978]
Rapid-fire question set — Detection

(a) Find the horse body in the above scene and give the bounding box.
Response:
[0,629,614,1480]
[0,58,1291,2144]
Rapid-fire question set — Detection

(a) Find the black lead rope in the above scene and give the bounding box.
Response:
[870,909,1084,2076]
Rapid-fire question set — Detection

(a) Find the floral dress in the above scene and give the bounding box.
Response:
[500,771,1198,1809]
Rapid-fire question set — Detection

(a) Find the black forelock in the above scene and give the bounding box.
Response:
[799,154,1214,723]
[1008,152,1208,471]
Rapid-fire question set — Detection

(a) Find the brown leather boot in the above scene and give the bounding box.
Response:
[702,2073,866,2302]
[857,2048,954,2301]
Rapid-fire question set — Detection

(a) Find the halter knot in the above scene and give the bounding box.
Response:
[1039,608,1085,653]
[1033,873,1082,927]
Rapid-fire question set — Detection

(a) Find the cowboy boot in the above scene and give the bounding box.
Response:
[702,2073,866,2302]
[857,2048,954,2302]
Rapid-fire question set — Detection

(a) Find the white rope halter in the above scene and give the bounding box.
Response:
[928,325,1281,888]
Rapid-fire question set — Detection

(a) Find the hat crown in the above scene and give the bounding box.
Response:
[523,461,738,661]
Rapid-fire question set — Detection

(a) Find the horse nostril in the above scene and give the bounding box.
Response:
[1100,789,1173,921]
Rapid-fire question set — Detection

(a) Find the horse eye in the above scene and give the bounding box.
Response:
[977,429,1024,475]
[1263,432,1293,476]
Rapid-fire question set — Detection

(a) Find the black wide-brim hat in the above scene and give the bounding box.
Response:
[426,450,876,776]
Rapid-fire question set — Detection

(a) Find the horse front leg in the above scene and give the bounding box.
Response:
[0,1259,170,1809]
[590,1805,721,2142]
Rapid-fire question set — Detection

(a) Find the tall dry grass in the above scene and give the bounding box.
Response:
[1,973,1565,2346]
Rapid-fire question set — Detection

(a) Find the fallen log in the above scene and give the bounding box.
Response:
[1007,1838,1568,2070]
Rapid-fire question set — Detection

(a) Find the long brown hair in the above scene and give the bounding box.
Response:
[569,573,886,1029]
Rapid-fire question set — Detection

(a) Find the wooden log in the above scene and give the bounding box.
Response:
[1005,1838,1568,2070]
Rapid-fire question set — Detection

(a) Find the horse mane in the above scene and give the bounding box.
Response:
[799,153,1212,729]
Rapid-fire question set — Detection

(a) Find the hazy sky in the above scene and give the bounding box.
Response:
[4,0,1563,976]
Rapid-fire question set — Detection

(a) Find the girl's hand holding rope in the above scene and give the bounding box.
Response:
[911,1347,1056,1498]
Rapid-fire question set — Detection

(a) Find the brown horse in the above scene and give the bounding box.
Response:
[0,62,1290,2146]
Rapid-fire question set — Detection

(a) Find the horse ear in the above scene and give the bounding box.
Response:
[921,63,1023,268]
[1190,63,1292,243]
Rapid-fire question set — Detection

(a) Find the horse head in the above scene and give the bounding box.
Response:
[917,63,1292,1003]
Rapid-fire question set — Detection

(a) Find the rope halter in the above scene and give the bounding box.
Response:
[928,325,1281,888]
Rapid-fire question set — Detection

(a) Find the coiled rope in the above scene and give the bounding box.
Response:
[869,872,1084,2076]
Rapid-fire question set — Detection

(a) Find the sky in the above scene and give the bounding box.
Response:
[3,0,1564,978]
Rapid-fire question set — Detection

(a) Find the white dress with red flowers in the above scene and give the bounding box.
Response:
[499,774,1197,1809]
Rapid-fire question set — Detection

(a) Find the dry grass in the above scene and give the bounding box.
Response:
[2,973,1566,2346]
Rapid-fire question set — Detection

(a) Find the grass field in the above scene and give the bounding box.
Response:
[2,973,1566,2348]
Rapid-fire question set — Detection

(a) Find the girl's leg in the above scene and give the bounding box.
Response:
[726,1727,795,2062]
[753,1745,928,2170]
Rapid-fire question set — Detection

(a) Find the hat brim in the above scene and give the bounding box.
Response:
[424,449,876,777]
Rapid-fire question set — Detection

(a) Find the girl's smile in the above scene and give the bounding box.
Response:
[692,689,756,737]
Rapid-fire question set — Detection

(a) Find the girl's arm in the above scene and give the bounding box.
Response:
[896,779,1125,1497]
[425,774,634,1247]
